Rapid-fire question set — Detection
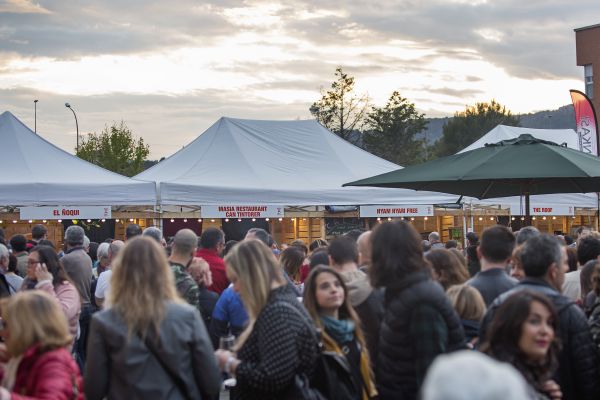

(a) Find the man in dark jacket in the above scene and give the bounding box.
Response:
[466,225,517,305]
[480,234,600,400]
[328,236,383,363]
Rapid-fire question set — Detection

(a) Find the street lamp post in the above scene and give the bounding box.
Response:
[34,100,38,133]
[65,103,79,152]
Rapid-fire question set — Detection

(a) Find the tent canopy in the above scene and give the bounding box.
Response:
[136,117,458,206]
[0,111,156,206]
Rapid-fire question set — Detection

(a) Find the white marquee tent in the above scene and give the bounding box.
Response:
[0,111,156,206]
[135,117,458,206]
[463,125,598,210]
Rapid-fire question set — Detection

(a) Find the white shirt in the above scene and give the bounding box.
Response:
[95,269,113,301]
[562,270,581,301]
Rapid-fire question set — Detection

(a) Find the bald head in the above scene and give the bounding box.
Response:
[357,231,372,268]
[172,229,198,257]
[109,240,125,263]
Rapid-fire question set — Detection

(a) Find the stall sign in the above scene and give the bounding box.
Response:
[20,206,112,220]
[359,205,434,217]
[201,205,284,219]
[509,204,575,216]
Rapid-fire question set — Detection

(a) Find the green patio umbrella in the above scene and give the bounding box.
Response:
[344,134,600,219]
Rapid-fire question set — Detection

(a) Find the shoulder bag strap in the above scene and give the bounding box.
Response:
[140,333,193,400]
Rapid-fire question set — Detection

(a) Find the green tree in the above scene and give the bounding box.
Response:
[363,91,427,166]
[76,121,150,177]
[310,67,369,142]
[433,100,520,157]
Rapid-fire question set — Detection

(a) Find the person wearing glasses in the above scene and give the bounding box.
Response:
[22,246,81,344]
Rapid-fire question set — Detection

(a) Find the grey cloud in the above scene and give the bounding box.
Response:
[426,87,483,98]
[0,1,234,59]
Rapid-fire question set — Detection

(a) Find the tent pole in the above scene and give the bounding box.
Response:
[525,192,531,226]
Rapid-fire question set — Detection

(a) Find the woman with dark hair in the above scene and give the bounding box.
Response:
[303,265,377,400]
[280,246,305,290]
[481,290,562,399]
[425,249,470,290]
[370,221,465,400]
[23,245,81,341]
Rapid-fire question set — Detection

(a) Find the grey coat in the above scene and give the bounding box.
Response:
[84,301,221,400]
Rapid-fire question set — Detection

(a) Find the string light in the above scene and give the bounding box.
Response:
[28,220,33,223]
[532,217,536,220]
[490,217,494,221]
[87,219,91,223]
[278,218,283,222]
[377,217,381,221]
[101,219,106,222]
[129,218,134,222]
[552,216,557,220]
[42,219,47,223]
[170,218,174,223]
[115,219,120,222]
[183,218,187,223]
[198,219,202,222]
[542,216,547,220]
[478,217,483,221]
[252,218,256,222]
[511,217,515,221]
[210,219,215,222]
[225,218,229,222]
[12,220,17,224]
[387,217,392,221]
[0,221,3,224]
[237,218,242,222]
[410,217,415,221]
[424,217,428,221]
[58,219,62,223]
[520,217,525,221]
[265,218,270,221]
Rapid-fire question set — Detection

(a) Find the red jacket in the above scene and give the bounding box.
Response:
[196,248,229,295]
[5,345,83,400]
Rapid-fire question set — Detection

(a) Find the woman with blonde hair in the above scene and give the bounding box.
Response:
[84,236,221,400]
[303,265,377,400]
[214,239,319,400]
[0,291,83,399]
[446,284,486,347]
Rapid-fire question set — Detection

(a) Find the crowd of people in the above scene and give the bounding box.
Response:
[0,221,599,399]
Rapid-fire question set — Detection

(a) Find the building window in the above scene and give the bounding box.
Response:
[585,64,593,99]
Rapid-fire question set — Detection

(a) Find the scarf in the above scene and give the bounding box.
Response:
[320,315,355,344]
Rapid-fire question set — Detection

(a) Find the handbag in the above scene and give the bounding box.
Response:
[139,333,193,400]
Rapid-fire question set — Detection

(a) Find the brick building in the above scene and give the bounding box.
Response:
[575,23,600,114]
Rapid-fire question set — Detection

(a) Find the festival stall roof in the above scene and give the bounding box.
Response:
[135,117,458,206]
[0,111,156,206]
[463,125,598,209]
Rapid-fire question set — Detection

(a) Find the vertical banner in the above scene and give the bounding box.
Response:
[570,89,599,156]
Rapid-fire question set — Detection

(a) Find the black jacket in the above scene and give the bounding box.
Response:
[376,269,465,400]
[480,278,600,400]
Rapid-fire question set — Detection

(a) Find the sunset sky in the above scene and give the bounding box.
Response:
[0,0,598,158]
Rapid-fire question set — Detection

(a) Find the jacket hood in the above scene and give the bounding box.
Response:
[341,270,373,306]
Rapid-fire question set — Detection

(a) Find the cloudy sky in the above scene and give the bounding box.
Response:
[0,0,597,159]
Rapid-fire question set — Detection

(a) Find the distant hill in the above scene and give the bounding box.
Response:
[421,104,576,145]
